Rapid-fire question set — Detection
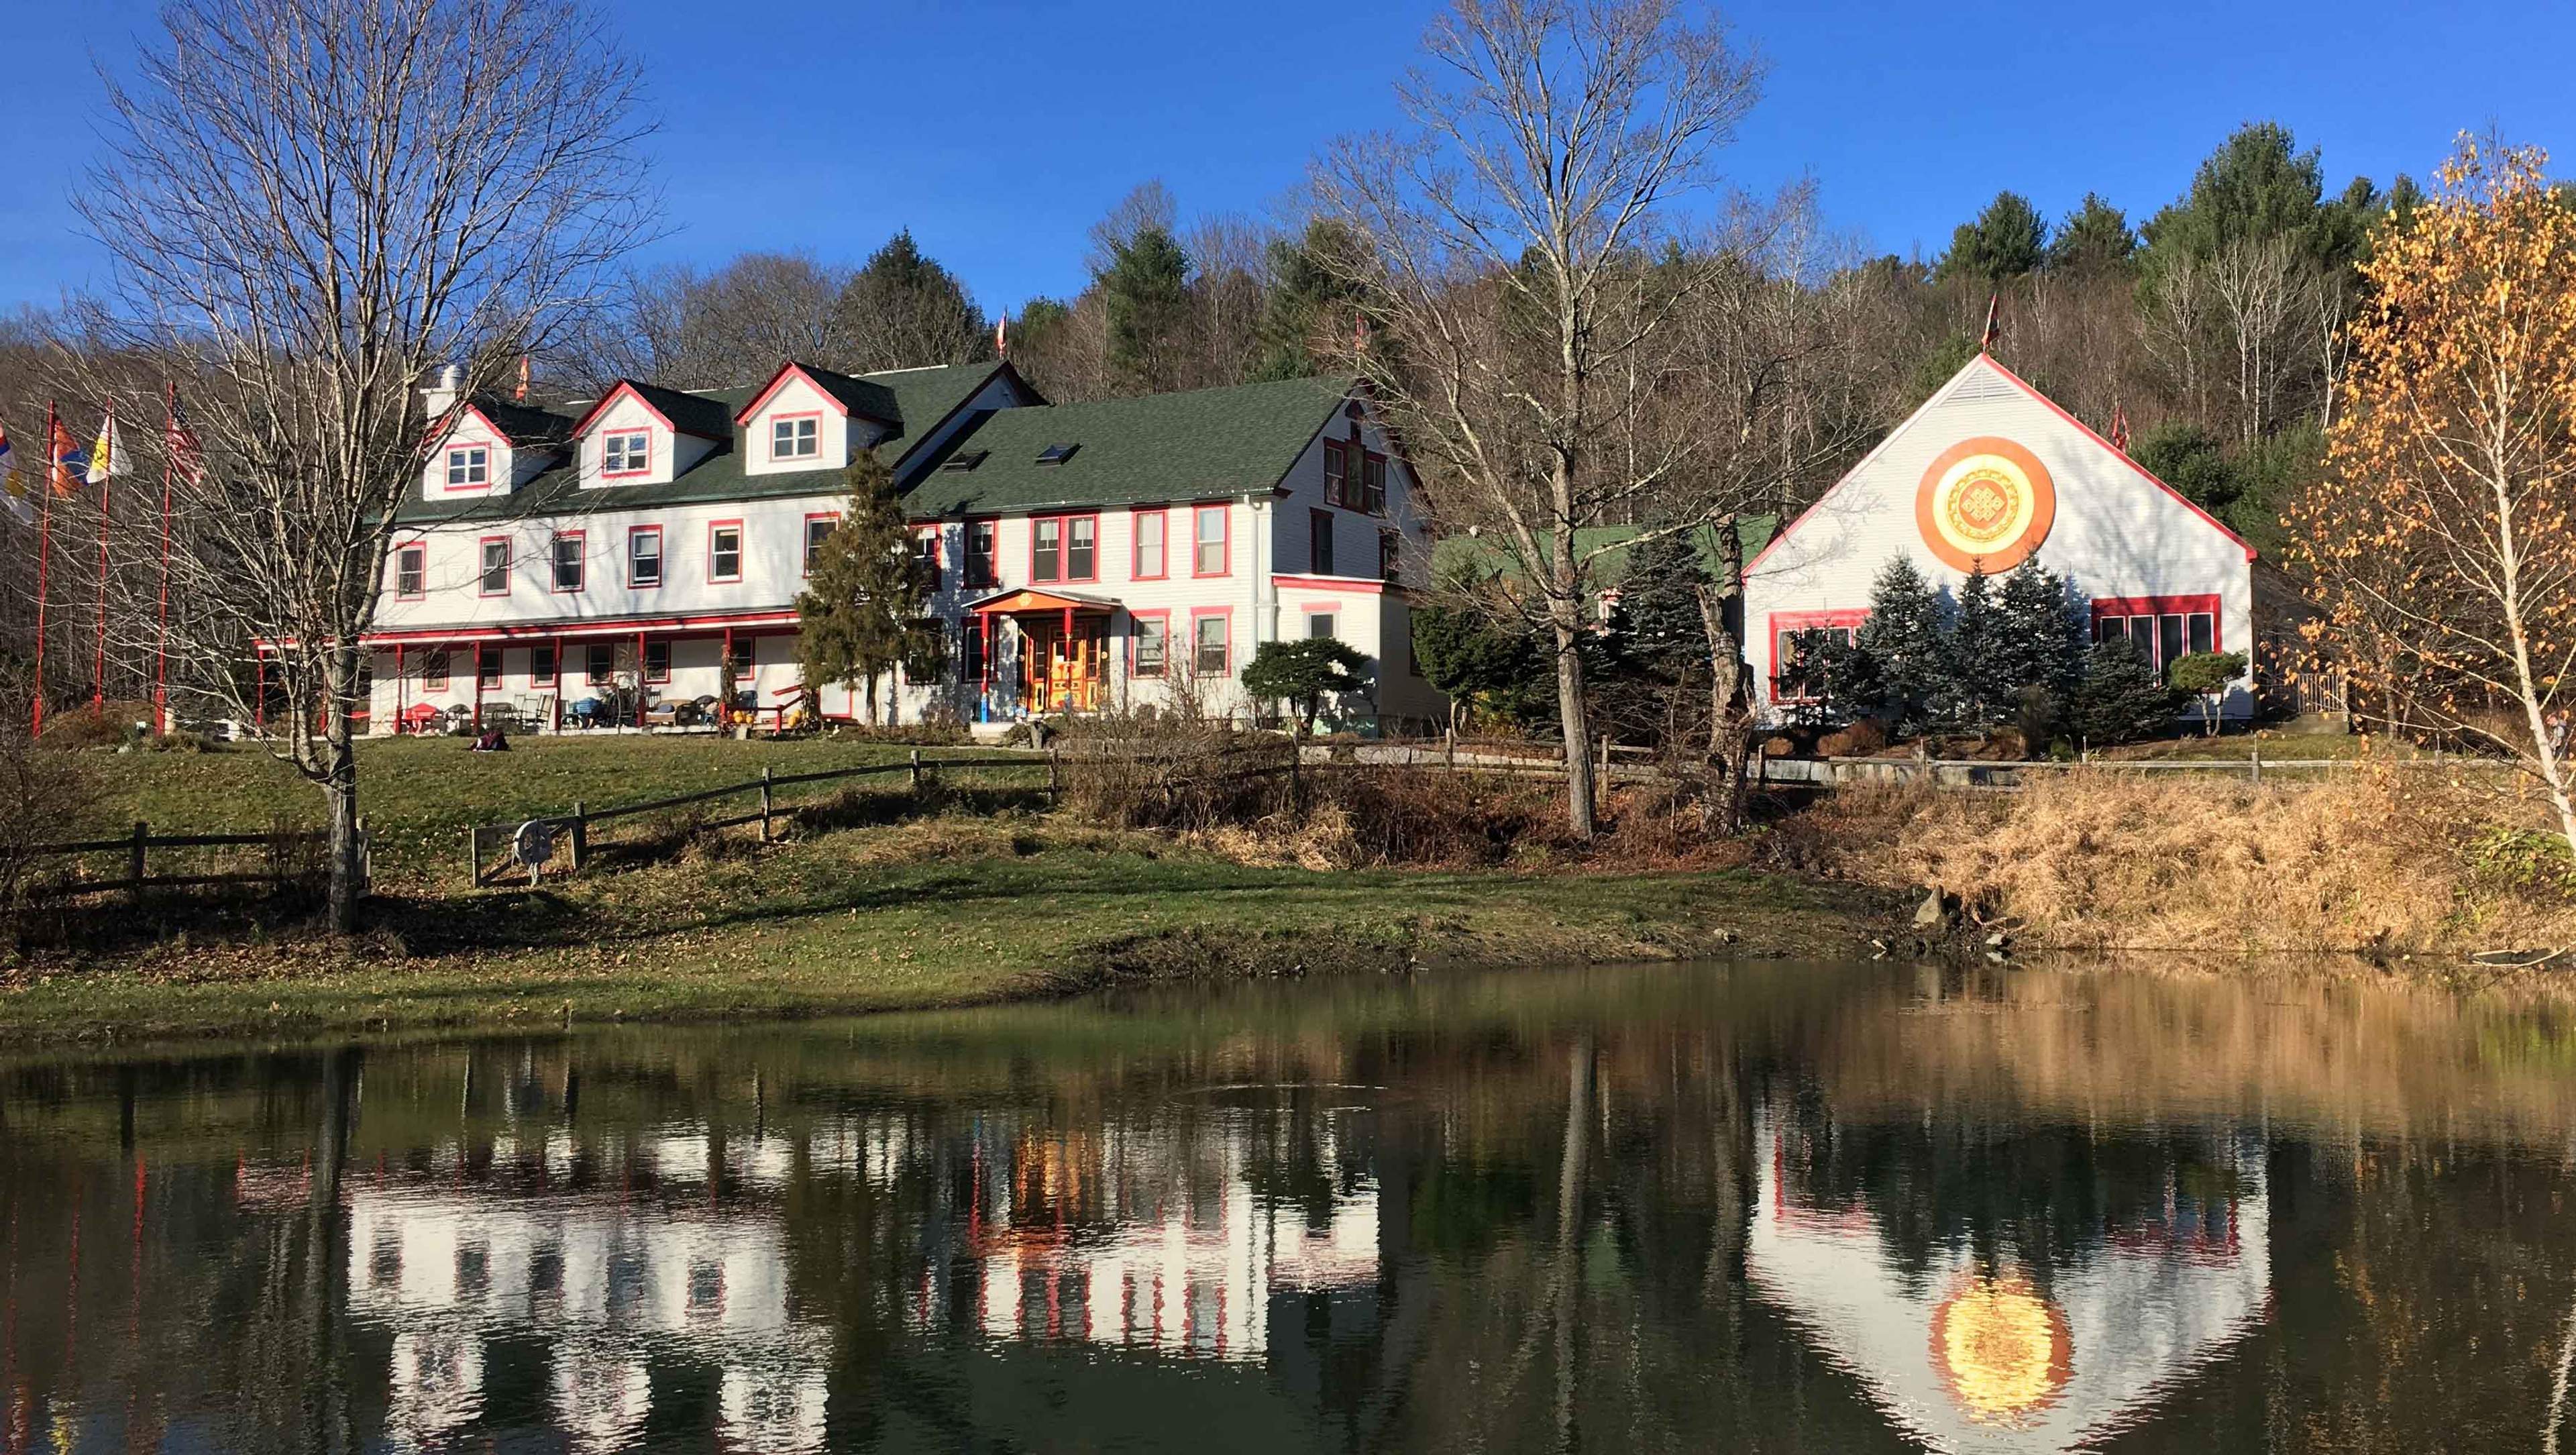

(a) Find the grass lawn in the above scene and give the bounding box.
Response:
[9,735,1890,1047]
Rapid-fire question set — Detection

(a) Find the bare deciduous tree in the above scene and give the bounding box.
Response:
[76,0,655,929]
[1315,0,1765,834]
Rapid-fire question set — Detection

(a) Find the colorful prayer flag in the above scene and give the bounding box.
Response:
[166,395,203,482]
[86,412,131,484]
[0,425,30,527]
[47,417,83,496]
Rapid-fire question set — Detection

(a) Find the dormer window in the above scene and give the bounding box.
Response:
[602,431,650,478]
[445,445,488,490]
[771,416,818,462]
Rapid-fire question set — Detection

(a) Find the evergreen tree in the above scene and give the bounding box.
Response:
[1937,565,2003,726]
[2047,193,2139,273]
[2072,639,2180,747]
[837,229,990,372]
[796,448,935,724]
[2131,421,2243,516]
[1935,191,2047,282]
[1609,530,1715,684]
[1412,606,1554,729]
[1252,219,1366,382]
[1099,224,1191,394]
[1241,637,1373,737]
[2141,121,2373,273]
[1991,557,2087,704]
[1855,557,1947,729]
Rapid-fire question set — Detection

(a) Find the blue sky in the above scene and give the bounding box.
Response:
[5,0,2571,317]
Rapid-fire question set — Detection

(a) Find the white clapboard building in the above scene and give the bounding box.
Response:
[364,360,1442,734]
[1746,353,2272,723]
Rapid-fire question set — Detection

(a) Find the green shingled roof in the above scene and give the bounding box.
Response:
[902,374,1356,517]
[394,362,1012,527]
[465,396,576,446]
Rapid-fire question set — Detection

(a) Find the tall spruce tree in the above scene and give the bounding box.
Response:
[1991,557,2087,705]
[1935,191,2048,282]
[2047,193,2139,273]
[1937,564,2004,726]
[838,229,991,372]
[1855,557,1947,729]
[1099,224,1192,394]
[796,448,934,724]
[1611,531,1716,684]
[1252,219,1366,382]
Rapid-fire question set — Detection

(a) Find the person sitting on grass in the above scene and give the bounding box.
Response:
[470,726,511,753]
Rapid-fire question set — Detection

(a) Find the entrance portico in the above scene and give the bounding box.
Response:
[965,588,1118,720]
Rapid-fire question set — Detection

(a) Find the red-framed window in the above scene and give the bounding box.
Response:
[1322,439,1349,509]
[584,641,614,686]
[1130,609,1170,678]
[1378,529,1402,584]
[910,526,941,592]
[394,541,427,600]
[1193,503,1230,578]
[1766,609,1869,702]
[420,647,450,690]
[477,536,511,597]
[643,639,671,683]
[549,531,585,593]
[627,525,662,588]
[769,411,820,464]
[965,519,999,588]
[476,648,502,690]
[529,643,557,686]
[1029,513,1099,584]
[1305,607,1339,641]
[1132,506,1167,580]
[1189,609,1231,677]
[803,513,839,577]
[2091,594,2220,674]
[1309,509,1336,576]
[443,445,489,492]
[1360,453,1387,514]
[602,429,651,478]
[708,520,744,584]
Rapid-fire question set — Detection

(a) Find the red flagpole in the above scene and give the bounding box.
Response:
[155,385,177,735]
[32,403,55,737]
[92,405,113,710]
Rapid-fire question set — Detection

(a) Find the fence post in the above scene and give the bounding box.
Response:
[910,749,923,795]
[1597,735,1611,818]
[1047,747,1061,805]
[570,801,587,872]
[129,820,148,902]
[759,767,773,843]
[469,826,482,890]
[2250,746,2262,784]
[1445,726,1457,771]
[357,816,372,894]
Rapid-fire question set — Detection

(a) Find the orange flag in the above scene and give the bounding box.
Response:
[46,417,83,497]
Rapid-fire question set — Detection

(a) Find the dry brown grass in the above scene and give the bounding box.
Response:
[1766,770,2576,956]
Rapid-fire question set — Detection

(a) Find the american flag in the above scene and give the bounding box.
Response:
[166,392,204,482]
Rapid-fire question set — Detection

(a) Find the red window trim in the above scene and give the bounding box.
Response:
[627,525,663,589]
[708,519,745,584]
[600,429,653,480]
[1128,608,1171,678]
[1026,512,1100,585]
[584,640,615,686]
[476,535,512,598]
[475,645,504,689]
[641,638,672,684]
[419,646,451,691]
[527,643,559,687]
[768,410,824,465]
[803,512,841,578]
[442,443,492,494]
[2090,593,2222,668]
[963,518,1000,588]
[1191,502,1231,578]
[1360,451,1389,516]
[394,540,427,601]
[549,530,586,594]
[1766,608,1868,702]
[1131,506,1168,580]
[1322,439,1348,508]
[909,524,941,590]
[1188,606,1234,676]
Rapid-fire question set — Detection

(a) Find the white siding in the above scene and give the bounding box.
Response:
[739,374,856,477]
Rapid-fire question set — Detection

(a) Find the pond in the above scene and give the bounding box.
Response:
[4,960,2576,1452]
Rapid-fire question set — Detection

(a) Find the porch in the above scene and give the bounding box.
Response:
[965,588,1120,722]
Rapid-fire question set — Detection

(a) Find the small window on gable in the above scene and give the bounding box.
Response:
[445,445,488,490]
[771,416,817,461]
[602,431,649,477]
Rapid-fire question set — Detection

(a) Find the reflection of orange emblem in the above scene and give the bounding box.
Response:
[1916,437,2056,572]
[1928,1271,2074,1427]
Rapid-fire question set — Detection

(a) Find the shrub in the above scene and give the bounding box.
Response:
[2166,650,2248,737]
[1053,710,1293,831]
[2072,640,2178,747]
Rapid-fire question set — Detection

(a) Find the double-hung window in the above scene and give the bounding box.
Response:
[445,446,488,490]
[1379,529,1402,584]
[1322,440,1349,508]
[628,526,662,588]
[529,644,557,685]
[478,537,511,597]
[394,543,426,599]
[550,531,585,592]
[1032,518,1062,583]
[643,640,671,682]
[709,522,743,583]
[1193,504,1228,577]
[1361,454,1387,514]
[911,528,941,592]
[771,415,817,462]
[1066,516,1095,580]
[1192,614,1230,676]
[421,649,450,690]
[1131,614,1168,678]
[602,431,649,477]
[804,515,839,576]
[585,643,614,686]
[1309,510,1336,576]
[965,520,998,588]
[1133,508,1166,579]
[476,651,503,691]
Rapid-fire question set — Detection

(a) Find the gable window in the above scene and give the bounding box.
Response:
[771,415,818,462]
[585,642,614,686]
[627,526,662,588]
[1191,612,1230,676]
[1133,508,1167,580]
[804,514,839,576]
[478,537,511,597]
[602,431,650,478]
[445,445,488,490]
[420,649,450,690]
[1130,612,1168,678]
[1379,529,1401,584]
[550,531,585,593]
[965,519,998,588]
[529,644,557,686]
[911,527,941,592]
[1361,453,1388,515]
[1307,612,1337,641]
[1322,440,1349,509]
[1032,518,1062,583]
[1193,504,1229,577]
[394,542,426,600]
[476,650,503,690]
[1309,510,1336,576]
[709,522,743,583]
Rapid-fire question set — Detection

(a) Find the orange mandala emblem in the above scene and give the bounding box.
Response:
[1927,1270,2074,1428]
[1915,436,2056,572]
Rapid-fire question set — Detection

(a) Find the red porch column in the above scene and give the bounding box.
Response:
[394,642,405,735]
[635,628,647,731]
[552,635,565,732]
[979,611,993,719]
[472,642,484,729]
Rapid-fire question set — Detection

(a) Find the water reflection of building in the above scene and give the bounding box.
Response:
[1743,1108,2270,1454]
[913,1110,1381,1363]
[341,1126,835,1454]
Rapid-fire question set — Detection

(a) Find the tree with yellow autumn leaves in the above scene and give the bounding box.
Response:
[2288,136,2576,857]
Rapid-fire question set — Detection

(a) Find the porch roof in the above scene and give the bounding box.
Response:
[964,588,1120,615]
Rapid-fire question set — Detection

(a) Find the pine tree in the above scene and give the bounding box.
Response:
[1252,219,1366,382]
[1937,565,2002,726]
[1991,557,2087,705]
[1611,531,1715,684]
[1100,224,1191,395]
[1855,557,1947,729]
[1935,191,2047,282]
[2047,193,2139,273]
[796,448,934,724]
[2073,639,2180,747]
[838,229,991,372]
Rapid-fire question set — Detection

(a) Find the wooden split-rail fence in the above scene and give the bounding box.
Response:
[19,821,368,902]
